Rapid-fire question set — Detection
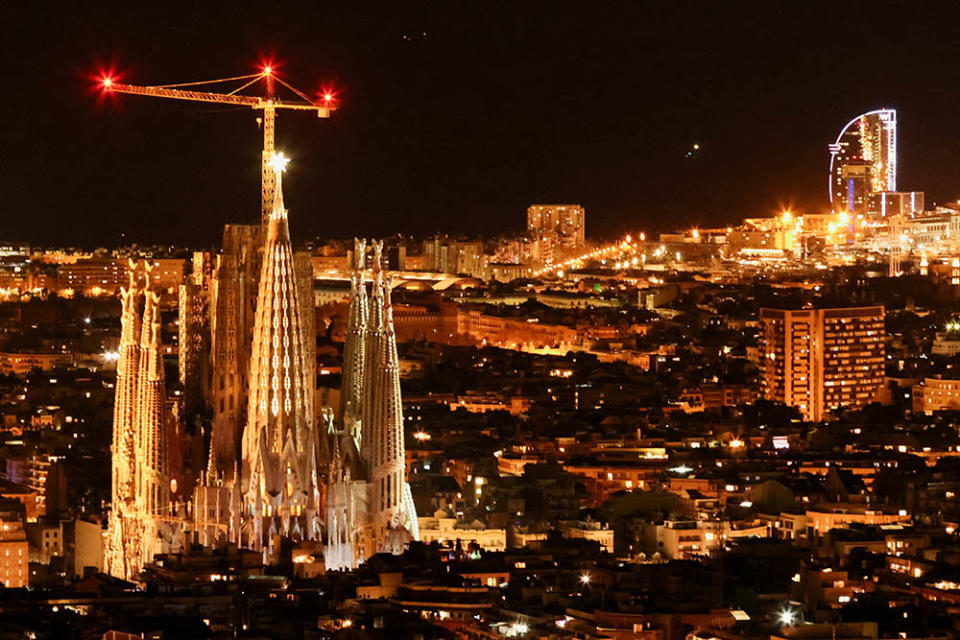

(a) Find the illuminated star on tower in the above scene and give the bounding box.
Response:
[270,152,290,174]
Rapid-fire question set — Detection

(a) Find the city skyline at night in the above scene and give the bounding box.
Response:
[4,4,960,246]
[9,4,960,639]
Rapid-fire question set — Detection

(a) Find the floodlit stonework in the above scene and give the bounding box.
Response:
[105,263,184,580]
[326,240,419,571]
[239,160,321,556]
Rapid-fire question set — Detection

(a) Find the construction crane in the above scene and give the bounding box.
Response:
[100,66,337,225]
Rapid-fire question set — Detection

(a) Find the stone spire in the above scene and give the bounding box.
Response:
[360,240,384,468]
[106,261,186,580]
[206,433,219,485]
[241,157,321,553]
[112,260,142,510]
[361,246,419,547]
[135,286,169,518]
[105,260,143,580]
[340,238,367,449]
[325,240,418,570]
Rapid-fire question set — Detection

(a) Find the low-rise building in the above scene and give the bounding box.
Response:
[913,377,960,414]
[0,517,28,587]
[418,510,507,552]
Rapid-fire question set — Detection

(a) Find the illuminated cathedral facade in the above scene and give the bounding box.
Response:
[108,158,415,577]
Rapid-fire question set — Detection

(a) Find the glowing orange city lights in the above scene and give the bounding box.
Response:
[532,232,646,277]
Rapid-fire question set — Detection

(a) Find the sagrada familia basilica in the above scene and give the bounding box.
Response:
[104,157,418,579]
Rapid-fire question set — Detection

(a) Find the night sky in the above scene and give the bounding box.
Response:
[3,2,960,247]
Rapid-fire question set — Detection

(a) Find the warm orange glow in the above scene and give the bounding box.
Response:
[263,66,273,76]
[102,77,113,88]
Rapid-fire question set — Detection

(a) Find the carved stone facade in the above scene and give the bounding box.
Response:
[105,263,184,580]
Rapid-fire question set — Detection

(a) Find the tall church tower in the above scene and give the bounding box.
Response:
[240,156,321,554]
[135,288,170,515]
[340,238,367,448]
[105,263,143,580]
[360,250,419,548]
[210,224,261,480]
[106,263,183,580]
[325,241,418,571]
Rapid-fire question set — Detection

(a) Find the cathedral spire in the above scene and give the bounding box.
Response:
[341,238,367,449]
[327,238,418,570]
[105,259,143,580]
[360,240,385,469]
[206,435,219,485]
[135,285,169,519]
[241,154,320,554]
[106,260,185,580]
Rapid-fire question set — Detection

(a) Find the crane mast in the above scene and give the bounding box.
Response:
[101,69,336,225]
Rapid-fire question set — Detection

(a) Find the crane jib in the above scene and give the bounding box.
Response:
[106,83,333,115]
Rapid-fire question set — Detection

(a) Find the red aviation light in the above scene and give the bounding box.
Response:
[319,84,339,107]
[258,55,279,76]
[94,64,120,91]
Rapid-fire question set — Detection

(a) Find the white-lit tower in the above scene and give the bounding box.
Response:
[240,155,321,555]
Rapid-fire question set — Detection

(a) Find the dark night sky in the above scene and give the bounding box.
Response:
[3,2,960,247]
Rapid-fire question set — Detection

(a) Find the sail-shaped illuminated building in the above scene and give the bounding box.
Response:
[828,109,897,214]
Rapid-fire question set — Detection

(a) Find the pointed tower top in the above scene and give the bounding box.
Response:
[206,436,219,484]
[383,274,395,331]
[371,239,384,273]
[269,153,289,221]
[126,258,140,292]
[353,238,367,271]
[367,244,385,334]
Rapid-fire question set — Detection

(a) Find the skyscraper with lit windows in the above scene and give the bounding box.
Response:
[527,204,586,253]
[759,306,885,422]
